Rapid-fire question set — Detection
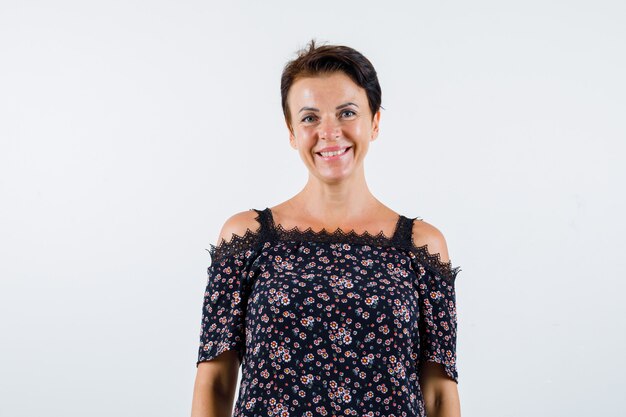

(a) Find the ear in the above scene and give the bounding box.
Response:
[286,119,297,149]
[370,110,381,141]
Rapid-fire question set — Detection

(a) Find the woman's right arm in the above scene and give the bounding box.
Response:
[191,350,240,417]
[191,211,260,417]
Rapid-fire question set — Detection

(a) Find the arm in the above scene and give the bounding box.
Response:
[191,351,240,417]
[420,361,461,417]
[412,220,461,417]
[190,210,261,417]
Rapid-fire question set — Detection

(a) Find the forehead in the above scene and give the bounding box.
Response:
[288,72,366,107]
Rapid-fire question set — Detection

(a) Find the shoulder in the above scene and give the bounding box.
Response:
[214,209,262,246]
[410,218,451,264]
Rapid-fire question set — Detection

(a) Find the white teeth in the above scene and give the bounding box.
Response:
[319,148,349,157]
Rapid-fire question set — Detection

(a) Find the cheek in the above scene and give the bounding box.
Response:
[345,121,365,136]
[297,128,317,143]
[296,131,317,151]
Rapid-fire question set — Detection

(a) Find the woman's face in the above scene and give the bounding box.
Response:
[287,71,380,182]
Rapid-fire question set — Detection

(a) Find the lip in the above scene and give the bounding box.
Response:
[316,146,351,153]
[315,146,352,161]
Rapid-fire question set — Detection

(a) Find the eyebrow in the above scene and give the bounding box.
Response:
[298,102,359,113]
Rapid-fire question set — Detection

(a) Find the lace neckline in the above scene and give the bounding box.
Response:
[265,207,406,245]
[207,207,461,282]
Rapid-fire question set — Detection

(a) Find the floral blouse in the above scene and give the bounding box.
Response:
[196,207,461,416]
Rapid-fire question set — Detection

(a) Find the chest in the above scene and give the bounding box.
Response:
[246,242,421,349]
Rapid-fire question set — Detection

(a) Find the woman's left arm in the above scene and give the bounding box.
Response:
[420,361,461,417]
[411,220,462,417]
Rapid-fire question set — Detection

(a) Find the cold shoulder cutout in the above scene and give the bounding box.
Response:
[207,209,265,263]
[196,207,462,415]
[408,218,461,284]
[205,208,461,280]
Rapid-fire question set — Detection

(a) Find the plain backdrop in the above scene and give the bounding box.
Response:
[1,1,624,416]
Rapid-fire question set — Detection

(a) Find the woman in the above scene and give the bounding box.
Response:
[191,40,462,417]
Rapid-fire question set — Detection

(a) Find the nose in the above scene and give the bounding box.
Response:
[318,117,341,140]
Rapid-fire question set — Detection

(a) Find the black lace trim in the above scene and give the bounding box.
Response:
[268,211,405,247]
[206,208,461,283]
[407,243,462,283]
[205,210,264,262]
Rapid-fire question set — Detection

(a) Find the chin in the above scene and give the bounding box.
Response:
[315,166,355,182]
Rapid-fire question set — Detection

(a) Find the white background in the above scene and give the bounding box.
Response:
[1,1,625,416]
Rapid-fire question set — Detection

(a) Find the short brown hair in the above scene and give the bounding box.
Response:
[281,39,382,132]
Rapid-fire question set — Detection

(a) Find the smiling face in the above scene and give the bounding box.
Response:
[286,71,381,182]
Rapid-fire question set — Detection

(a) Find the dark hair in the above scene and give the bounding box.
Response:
[281,39,382,132]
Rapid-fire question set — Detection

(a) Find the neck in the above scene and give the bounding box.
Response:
[290,172,382,223]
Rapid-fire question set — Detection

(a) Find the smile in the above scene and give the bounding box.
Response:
[316,147,351,160]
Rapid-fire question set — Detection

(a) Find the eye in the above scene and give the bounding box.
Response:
[301,115,317,123]
[341,109,356,118]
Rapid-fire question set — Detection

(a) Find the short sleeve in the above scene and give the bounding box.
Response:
[413,256,461,383]
[196,242,259,367]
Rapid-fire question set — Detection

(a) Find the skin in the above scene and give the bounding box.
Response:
[191,71,461,417]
